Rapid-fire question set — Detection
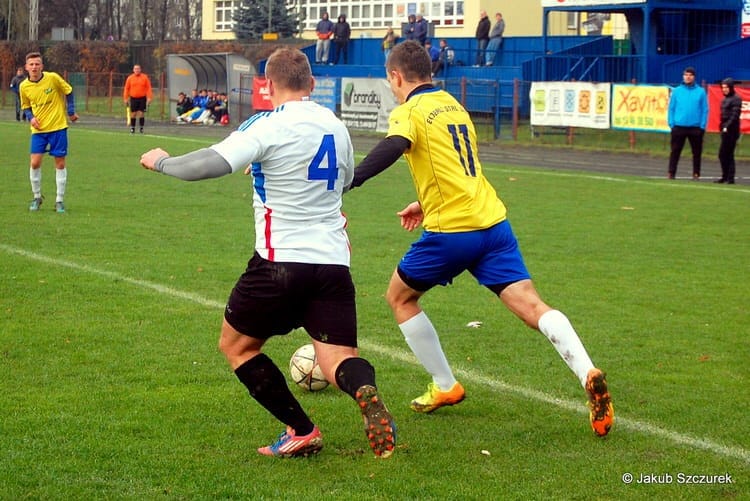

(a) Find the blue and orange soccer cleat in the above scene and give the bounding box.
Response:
[586,368,614,437]
[356,385,396,458]
[257,425,323,458]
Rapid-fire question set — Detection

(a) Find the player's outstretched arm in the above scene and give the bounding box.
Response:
[140,148,232,181]
[349,135,410,189]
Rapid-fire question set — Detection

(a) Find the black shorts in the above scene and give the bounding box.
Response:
[129,97,147,112]
[224,253,358,347]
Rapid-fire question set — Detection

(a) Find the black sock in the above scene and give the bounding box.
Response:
[139,117,145,127]
[130,118,135,128]
[335,357,376,398]
[235,353,314,435]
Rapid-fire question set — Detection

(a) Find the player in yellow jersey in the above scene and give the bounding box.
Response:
[20,52,78,213]
[349,41,613,437]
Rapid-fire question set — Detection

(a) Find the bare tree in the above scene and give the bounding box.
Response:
[2,0,200,42]
[147,0,200,41]
[113,0,122,40]
[138,0,149,39]
[182,0,191,40]
[155,0,167,41]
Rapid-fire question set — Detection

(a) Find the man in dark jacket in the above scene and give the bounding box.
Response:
[414,13,429,46]
[403,14,417,41]
[175,92,193,117]
[10,67,27,121]
[716,77,742,184]
[332,14,351,65]
[475,10,490,66]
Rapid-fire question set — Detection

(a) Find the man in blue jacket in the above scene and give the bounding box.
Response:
[414,13,429,46]
[667,66,708,180]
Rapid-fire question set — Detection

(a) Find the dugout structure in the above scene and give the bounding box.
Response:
[166,53,255,124]
[540,0,750,84]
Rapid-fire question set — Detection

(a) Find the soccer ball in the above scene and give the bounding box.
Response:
[289,344,329,391]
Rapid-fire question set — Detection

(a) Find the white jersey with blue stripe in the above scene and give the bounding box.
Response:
[210,99,354,265]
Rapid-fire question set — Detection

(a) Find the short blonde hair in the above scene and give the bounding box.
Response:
[265,47,312,92]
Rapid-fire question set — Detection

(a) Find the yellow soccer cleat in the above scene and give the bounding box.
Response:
[410,381,465,413]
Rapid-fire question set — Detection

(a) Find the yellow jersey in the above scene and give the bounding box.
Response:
[19,72,73,134]
[386,87,506,232]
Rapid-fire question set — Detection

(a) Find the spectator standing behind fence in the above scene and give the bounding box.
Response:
[414,13,429,46]
[332,14,351,65]
[403,14,417,41]
[667,66,708,180]
[123,64,153,134]
[383,27,397,63]
[315,12,334,64]
[475,10,490,67]
[716,77,741,184]
[425,40,440,76]
[485,12,505,66]
[11,67,27,122]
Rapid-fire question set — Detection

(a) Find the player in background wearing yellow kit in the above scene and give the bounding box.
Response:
[349,41,613,437]
[20,52,78,213]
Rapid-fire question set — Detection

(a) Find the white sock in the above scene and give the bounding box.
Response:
[399,311,457,390]
[538,309,594,387]
[56,168,67,203]
[30,167,42,198]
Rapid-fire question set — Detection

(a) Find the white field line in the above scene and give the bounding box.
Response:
[491,166,750,193]
[2,242,749,465]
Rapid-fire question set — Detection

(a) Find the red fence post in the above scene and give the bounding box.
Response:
[84,72,89,113]
[160,71,166,120]
[108,70,114,113]
[629,77,637,150]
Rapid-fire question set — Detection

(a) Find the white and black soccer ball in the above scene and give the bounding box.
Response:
[289,343,329,391]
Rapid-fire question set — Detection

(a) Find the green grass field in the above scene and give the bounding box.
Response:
[1,121,748,500]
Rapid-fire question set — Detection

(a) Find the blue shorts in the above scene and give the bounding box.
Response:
[398,220,531,293]
[30,130,69,157]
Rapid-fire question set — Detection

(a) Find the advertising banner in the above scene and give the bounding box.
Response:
[530,81,611,129]
[340,78,399,132]
[311,77,337,113]
[611,84,670,132]
[706,84,750,134]
[743,0,750,38]
[252,77,272,111]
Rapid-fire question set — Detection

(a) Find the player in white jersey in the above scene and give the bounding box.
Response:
[139,47,395,459]
[214,101,353,265]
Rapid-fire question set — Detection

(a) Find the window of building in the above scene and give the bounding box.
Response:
[567,12,578,30]
[300,1,463,31]
[215,0,239,32]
